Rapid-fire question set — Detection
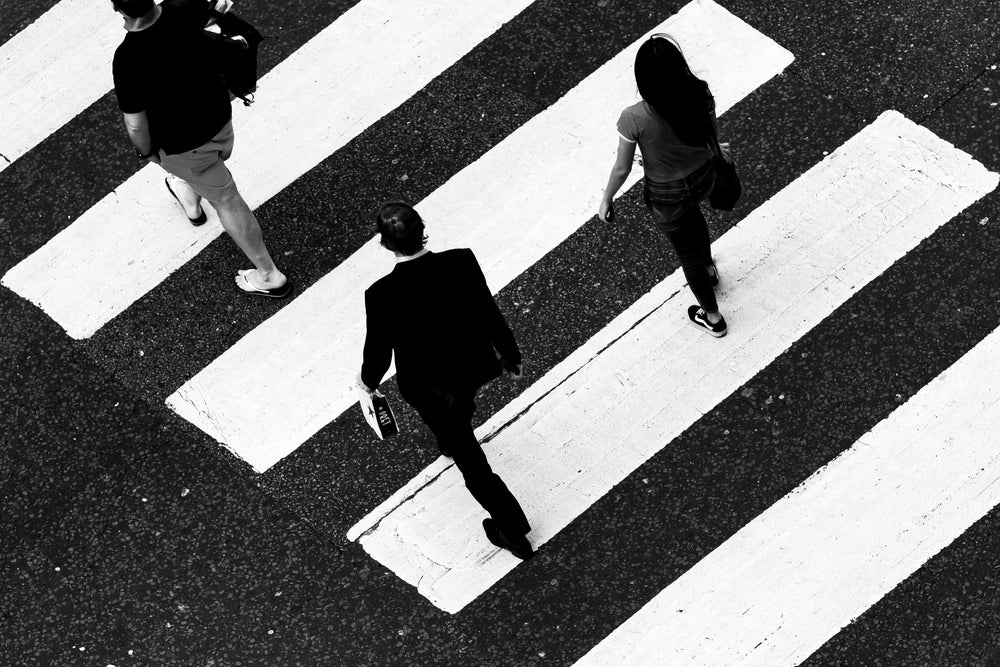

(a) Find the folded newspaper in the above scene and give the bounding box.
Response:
[358,388,399,440]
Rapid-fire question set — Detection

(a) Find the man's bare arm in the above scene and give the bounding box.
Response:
[123,110,156,157]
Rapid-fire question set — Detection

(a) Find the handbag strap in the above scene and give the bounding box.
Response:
[706,113,724,159]
[708,133,723,159]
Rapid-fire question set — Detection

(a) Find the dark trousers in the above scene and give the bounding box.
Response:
[653,204,718,313]
[411,386,530,537]
[644,161,718,313]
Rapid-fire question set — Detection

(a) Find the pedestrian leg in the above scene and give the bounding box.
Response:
[663,206,718,315]
[165,174,204,219]
[211,189,287,289]
[692,203,715,267]
[421,399,530,537]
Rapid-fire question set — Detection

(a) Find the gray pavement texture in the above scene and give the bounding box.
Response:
[2,0,1000,664]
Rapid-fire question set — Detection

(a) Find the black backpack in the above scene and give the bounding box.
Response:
[165,0,266,106]
[201,9,264,106]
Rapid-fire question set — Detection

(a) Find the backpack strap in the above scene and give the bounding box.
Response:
[708,131,723,159]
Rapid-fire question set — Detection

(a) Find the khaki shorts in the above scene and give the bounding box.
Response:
[159,121,238,202]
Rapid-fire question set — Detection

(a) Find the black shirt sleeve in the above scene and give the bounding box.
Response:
[361,286,393,391]
[113,46,147,114]
[466,250,521,365]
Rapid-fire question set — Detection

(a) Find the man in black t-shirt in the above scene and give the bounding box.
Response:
[111,0,290,298]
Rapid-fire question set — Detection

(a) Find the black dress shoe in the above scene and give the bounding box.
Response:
[483,519,534,560]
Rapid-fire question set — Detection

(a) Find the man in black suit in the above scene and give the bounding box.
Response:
[358,201,533,560]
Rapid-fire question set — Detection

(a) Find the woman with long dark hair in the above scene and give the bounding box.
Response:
[599,35,728,337]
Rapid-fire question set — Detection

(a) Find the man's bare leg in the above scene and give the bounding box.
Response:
[166,174,204,219]
[211,189,287,289]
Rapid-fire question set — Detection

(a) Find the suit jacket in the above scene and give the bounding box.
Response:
[361,249,521,404]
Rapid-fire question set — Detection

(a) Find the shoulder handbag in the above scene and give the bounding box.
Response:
[707,133,742,211]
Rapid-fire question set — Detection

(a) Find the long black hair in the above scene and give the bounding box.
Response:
[634,35,712,146]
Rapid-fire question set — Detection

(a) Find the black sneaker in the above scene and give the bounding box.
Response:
[688,305,727,337]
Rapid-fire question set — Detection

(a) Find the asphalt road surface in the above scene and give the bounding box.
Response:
[3,0,1000,664]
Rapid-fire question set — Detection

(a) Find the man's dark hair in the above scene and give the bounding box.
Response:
[111,0,155,19]
[376,201,427,255]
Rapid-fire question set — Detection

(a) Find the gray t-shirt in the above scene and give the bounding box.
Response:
[617,100,713,182]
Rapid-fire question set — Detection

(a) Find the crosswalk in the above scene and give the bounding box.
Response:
[3,0,999,664]
[347,108,998,614]
[0,0,123,175]
[576,325,1000,664]
[2,0,537,338]
[166,0,793,473]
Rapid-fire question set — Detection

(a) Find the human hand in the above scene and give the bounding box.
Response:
[356,372,375,395]
[598,200,616,223]
[503,360,524,380]
[718,141,731,160]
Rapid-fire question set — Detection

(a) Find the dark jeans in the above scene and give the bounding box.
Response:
[644,160,718,313]
[411,386,531,537]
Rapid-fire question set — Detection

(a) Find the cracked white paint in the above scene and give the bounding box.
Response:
[348,111,998,613]
[165,0,795,473]
[575,326,1000,666]
[2,0,540,338]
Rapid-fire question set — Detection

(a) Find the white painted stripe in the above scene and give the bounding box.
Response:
[347,111,999,613]
[1,0,538,338]
[0,0,126,172]
[575,327,1000,666]
[166,0,795,473]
